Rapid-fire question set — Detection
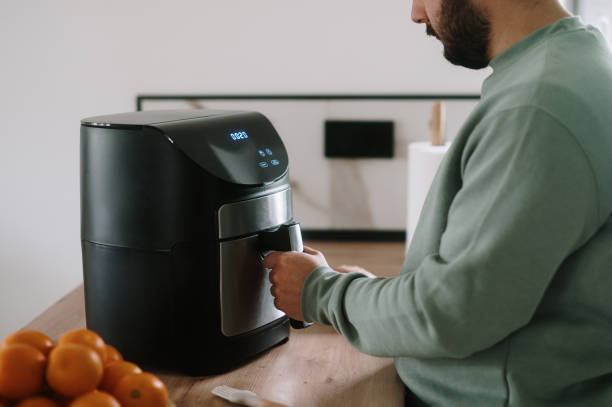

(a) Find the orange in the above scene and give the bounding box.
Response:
[68,390,120,407]
[0,343,46,399]
[113,372,168,407]
[102,345,122,366]
[46,343,104,398]
[15,397,61,407]
[57,329,106,362]
[1,330,54,356]
[99,361,141,393]
[47,391,72,407]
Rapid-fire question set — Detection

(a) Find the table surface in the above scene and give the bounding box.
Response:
[24,241,406,407]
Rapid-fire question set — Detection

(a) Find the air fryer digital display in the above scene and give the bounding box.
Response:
[229,131,249,141]
[162,112,289,186]
[226,129,280,171]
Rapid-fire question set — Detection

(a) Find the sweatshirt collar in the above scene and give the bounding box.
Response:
[489,16,584,72]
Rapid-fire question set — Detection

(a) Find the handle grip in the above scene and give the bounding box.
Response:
[289,318,313,329]
[259,221,313,329]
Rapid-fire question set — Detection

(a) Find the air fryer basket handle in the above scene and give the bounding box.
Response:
[259,221,313,329]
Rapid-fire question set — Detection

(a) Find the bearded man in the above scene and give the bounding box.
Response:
[264,0,612,405]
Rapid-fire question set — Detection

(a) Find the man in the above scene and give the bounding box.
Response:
[264,0,612,405]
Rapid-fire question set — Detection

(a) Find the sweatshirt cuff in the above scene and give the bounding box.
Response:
[300,265,368,325]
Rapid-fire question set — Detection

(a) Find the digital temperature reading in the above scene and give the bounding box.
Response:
[230,131,249,141]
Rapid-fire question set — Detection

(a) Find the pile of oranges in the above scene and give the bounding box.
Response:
[0,329,169,407]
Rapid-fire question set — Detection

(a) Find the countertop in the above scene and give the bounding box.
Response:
[24,241,406,406]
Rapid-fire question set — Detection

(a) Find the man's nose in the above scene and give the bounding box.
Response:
[411,0,429,24]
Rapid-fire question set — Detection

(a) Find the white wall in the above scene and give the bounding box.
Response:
[0,0,485,339]
[578,0,612,42]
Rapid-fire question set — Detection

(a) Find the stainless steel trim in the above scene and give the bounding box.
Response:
[219,235,285,337]
[218,189,292,239]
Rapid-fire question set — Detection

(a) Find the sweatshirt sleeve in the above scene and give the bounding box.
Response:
[300,106,600,359]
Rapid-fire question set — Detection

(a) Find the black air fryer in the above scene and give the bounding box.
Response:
[80,109,307,375]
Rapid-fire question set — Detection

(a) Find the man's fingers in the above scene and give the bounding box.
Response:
[334,265,352,273]
[269,268,279,284]
[263,250,281,269]
[303,246,319,255]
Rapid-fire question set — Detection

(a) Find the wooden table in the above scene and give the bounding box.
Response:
[25,241,406,406]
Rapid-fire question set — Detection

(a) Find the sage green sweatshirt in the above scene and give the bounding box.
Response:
[301,18,612,406]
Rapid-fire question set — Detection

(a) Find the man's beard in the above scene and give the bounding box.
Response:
[426,0,491,69]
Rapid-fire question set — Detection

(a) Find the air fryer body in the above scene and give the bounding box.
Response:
[80,110,294,374]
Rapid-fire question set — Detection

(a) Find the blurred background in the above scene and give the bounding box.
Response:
[0,0,607,339]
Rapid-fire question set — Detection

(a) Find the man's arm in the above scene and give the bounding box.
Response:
[269,107,600,359]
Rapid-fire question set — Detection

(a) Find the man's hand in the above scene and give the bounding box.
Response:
[263,246,328,320]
